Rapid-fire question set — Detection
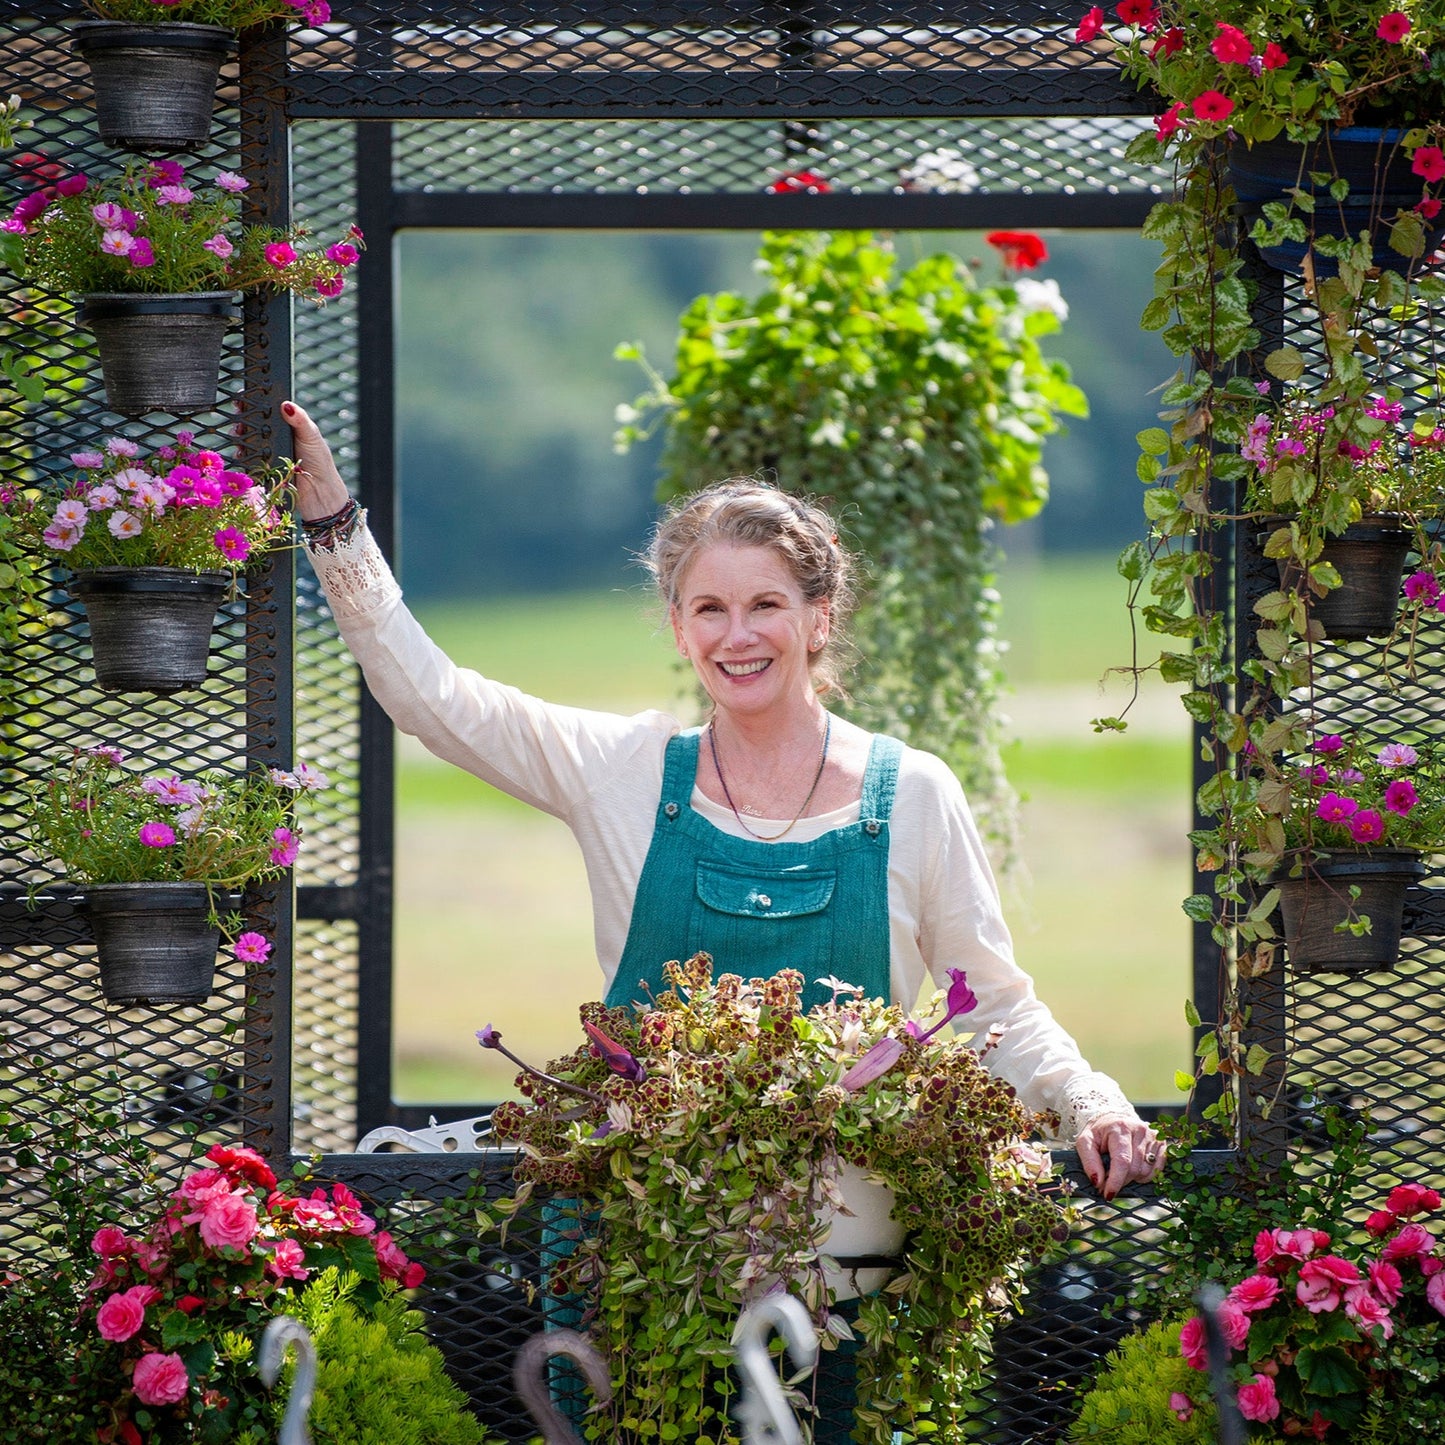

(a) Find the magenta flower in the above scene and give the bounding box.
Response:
[1387,1184,1441,1216]
[325,241,360,267]
[475,1023,499,1048]
[213,527,251,562]
[269,826,298,867]
[839,1036,905,1090]
[1168,1392,1194,1422]
[1296,1255,1363,1313]
[583,1020,647,1082]
[314,273,345,299]
[1377,9,1411,41]
[1348,809,1385,844]
[234,932,272,964]
[55,172,88,197]
[1298,763,1329,786]
[1315,792,1358,823]
[905,967,979,1044]
[142,775,202,806]
[128,237,156,268]
[87,744,125,765]
[1312,735,1345,754]
[138,821,175,848]
[264,241,297,268]
[1228,1272,1281,1314]
[1178,1313,1207,1369]
[1384,779,1418,816]
[96,1284,158,1342]
[1404,571,1441,604]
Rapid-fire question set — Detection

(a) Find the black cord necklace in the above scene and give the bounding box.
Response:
[706,713,833,842]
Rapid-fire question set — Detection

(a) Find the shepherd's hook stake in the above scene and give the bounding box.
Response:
[733,1295,819,1445]
[259,1316,316,1445]
[513,1328,612,1445]
[1197,1282,1247,1445]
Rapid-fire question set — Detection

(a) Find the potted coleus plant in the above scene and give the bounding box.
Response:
[1245,391,1445,641]
[476,955,1072,1445]
[2,158,362,415]
[73,0,332,153]
[26,744,326,1003]
[9,429,293,692]
[1227,731,1445,974]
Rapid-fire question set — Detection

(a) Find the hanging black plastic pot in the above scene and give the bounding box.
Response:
[1263,515,1412,642]
[72,20,235,154]
[69,566,231,694]
[1275,848,1426,974]
[79,291,239,417]
[83,881,221,1005]
[1229,127,1445,277]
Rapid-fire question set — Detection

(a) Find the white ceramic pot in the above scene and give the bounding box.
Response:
[818,1161,906,1301]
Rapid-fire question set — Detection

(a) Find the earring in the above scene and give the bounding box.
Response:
[810,635,824,651]
[680,644,688,657]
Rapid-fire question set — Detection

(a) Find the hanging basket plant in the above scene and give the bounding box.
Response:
[6,429,293,693]
[74,0,331,152]
[614,228,1086,863]
[2,157,362,416]
[27,746,328,1006]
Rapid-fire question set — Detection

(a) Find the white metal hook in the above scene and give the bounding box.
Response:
[258,1315,317,1445]
[513,1328,613,1445]
[732,1295,820,1445]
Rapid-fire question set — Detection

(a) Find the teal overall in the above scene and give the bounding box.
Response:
[546,726,901,1441]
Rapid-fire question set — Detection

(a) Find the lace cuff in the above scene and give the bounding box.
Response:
[1060,1071,1138,1140]
[301,514,401,621]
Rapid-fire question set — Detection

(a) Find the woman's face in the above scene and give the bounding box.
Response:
[671,542,827,720]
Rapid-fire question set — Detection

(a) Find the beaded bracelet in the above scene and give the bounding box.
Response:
[300,497,362,552]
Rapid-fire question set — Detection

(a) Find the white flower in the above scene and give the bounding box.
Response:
[899,148,980,194]
[1013,276,1069,323]
[809,418,847,447]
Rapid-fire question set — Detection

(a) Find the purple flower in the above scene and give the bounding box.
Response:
[141,775,201,806]
[213,527,251,562]
[71,450,105,469]
[128,238,156,269]
[1298,764,1329,786]
[146,159,185,189]
[841,1037,905,1090]
[213,171,250,193]
[269,826,298,867]
[1385,779,1419,816]
[91,201,131,230]
[1313,735,1345,755]
[87,745,125,765]
[202,233,234,259]
[1378,743,1419,768]
[583,1020,646,1082]
[1366,397,1404,422]
[1348,809,1385,844]
[475,1023,500,1048]
[1404,571,1442,605]
[106,438,142,458]
[325,241,360,267]
[314,273,344,299]
[153,184,193,206]
[138,821,175,848]
[264,241,297,269]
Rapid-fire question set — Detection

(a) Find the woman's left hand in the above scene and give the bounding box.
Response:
[1074,1115,1164,1200]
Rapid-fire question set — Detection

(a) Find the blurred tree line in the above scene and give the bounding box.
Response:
[395,229,1171,600]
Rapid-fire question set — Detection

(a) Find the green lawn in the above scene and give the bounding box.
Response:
[393,551,1195,1109]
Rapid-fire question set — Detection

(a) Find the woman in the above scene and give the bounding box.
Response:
[281,400,1162,1198]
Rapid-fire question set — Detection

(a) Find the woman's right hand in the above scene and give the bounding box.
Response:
[280,400,351,521]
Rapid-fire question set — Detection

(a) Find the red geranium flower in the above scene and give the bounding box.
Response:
[986,230,1048,270]
[765,169,831,194]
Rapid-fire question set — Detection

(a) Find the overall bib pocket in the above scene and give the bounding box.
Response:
[689,859,837,977]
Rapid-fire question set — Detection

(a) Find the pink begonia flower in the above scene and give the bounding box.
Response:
[1428,1271,1445,1317]
[1386,1183,1441,1216]
[91,1225,132,1259]
[1178,1314,1207,1369]
[270,826,298,867]
[1169,1392,1194,1422]
[108,510,143,539]
[1413,146,1445,184]
[1228,1272,1281,1313]
[266,1237,310,1281]
[1296,1255,1364,1313]
[1217,1300,1250,1348]
[1344,1282,1394,1337]
[138,821,175,848]
[71,450,106,468]
[213,170,249,192]
[1255,1227,1320,1267]
[1378,10,1412,42]
[178,1167,231,1206]
[264,241,298,268]
[374,1229,426,1288]
[213,526,251,562]
[132,1352,189,1407]
[128,238,156,268]
[198,1190,259,1251]
[1378,743,1420,768]
[96,1284,159,1342]
[1367,1259,1404,1305]
[331,1182,377,1237]
[1383,1222,1435,1261]
[234,931,271,963]
[1348,809,1385,844]
[1236,1373,1280,1423]
[202,233,234,259]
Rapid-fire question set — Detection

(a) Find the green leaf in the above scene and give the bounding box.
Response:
[1264,345,1306,381]
[1183,999,1201,1028]
[1181,894,1215,923]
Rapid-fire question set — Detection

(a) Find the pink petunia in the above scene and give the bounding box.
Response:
[1377,10,1411,41]
[234,931,271,963]
[1414,147,1445,184]
[138,821,175,848]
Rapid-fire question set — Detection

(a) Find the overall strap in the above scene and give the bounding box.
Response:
[658,727,702,815]
[859,734,903,825]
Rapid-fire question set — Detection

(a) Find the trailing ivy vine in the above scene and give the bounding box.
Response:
[616,229,1086,859]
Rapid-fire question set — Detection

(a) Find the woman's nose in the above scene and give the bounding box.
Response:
[724,610,755,647]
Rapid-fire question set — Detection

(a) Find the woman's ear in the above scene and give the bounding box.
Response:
[670,606,688,658]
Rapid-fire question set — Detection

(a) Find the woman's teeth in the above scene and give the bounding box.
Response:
[718,660,770,676]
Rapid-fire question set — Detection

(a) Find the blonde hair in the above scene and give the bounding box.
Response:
[644,479,856,697]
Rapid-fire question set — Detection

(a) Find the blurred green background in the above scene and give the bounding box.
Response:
[388,227,1192,1109]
